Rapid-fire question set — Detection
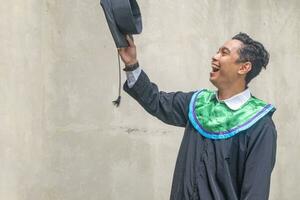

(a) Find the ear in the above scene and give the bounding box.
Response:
[238,62,252,75]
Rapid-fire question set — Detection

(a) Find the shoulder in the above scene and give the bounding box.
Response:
[189,89,214,104]
[246,113,277,141]
[254,113,276,131]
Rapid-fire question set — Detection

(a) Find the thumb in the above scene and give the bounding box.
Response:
[126,35,135,47]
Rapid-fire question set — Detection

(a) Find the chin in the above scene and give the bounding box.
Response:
[209,76,216,84]
[209,78,219,88]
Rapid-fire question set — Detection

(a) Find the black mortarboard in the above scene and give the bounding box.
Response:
[100,0,143,48]
[100,0,143,106]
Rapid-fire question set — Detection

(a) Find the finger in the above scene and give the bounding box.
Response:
[117,47,124,54]
[126,35,135,47]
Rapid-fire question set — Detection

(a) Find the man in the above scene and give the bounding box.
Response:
[118,33,277,200]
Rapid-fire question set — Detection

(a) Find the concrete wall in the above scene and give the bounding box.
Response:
[1,0,299,199]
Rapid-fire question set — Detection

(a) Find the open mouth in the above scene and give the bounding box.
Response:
[211,65,220,72]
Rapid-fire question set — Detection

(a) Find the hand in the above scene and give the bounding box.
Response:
[118,35,138,66]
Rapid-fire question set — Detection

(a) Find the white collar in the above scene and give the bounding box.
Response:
[215,88,251,110]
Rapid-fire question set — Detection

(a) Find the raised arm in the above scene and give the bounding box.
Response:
[119,35,193,127]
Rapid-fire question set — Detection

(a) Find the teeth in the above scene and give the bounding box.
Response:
[211,65,220,72]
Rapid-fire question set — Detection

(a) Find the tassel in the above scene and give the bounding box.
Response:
[112,96,121,107]
[113,50,122,107]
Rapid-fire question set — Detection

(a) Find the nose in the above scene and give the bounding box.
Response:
[212,52,220,61]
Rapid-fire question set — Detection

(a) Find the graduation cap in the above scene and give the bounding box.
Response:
[100,0,143,106]
[100,0,143,48]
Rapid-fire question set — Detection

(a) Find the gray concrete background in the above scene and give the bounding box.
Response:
[0,0,299,199]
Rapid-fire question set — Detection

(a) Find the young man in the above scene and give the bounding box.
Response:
[118,33,277,200]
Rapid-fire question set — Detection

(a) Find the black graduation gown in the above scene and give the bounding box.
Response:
[124,70,277,200]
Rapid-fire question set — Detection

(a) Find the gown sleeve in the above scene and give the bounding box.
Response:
[240,115,277,200]
[123,70,194,127]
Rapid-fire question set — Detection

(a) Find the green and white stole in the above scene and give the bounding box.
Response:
[188,89,275,140]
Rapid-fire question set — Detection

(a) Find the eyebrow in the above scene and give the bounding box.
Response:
[219,46,231,53]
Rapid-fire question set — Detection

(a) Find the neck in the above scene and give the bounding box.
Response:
[217,83,246,100]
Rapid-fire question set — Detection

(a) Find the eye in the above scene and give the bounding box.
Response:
[221,50,229,55]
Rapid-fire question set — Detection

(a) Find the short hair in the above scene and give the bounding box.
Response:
[232,32,270,84]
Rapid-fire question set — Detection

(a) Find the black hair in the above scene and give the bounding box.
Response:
[232,32,270,84]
